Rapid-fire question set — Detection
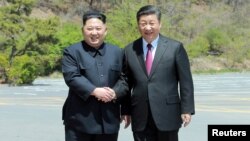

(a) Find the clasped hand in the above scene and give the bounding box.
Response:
[92,87,116,103]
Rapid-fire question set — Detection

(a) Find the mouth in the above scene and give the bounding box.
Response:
[145,31,153,35]
[91,37,99,42]
[144,32,154,38]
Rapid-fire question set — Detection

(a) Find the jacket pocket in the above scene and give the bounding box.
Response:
[109,64,121,86]
[79,64,90,75]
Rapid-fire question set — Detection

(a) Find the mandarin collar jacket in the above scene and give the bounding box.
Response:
[61,41,129,134]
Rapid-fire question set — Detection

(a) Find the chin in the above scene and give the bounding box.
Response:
[91,44,101,48]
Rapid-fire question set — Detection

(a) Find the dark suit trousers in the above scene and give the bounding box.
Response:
[65,125,118,141]
[133,107,179,141]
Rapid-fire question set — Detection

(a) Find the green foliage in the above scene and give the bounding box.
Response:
[0,0,61,84]
[222,30,250,65]
[1,0,250,84]
[26,17,60,53]
[53,22,82,53]
[205,28,230,53]
[37,54,60,76]
[6,55,41,85]
[0,53,9,82]
[0,53,8,68]
[27,17,62,75]
[226,24,250,59]
[105,2,141,48]
[187,36,209,58]
[0,0,35,36]
[47,22,83,72]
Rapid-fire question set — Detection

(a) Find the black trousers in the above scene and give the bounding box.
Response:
[65,126,118,141]
[133,108,179,141]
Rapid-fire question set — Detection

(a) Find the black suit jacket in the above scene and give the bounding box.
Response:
[62,41,128,134]
[124,35,195,132]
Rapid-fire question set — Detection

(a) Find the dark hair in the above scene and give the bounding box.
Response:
[82,10,106,25]
[136,5,161,22]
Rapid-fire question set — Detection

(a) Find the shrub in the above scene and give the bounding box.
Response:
[6,55,41,85]
[187,36,209,58]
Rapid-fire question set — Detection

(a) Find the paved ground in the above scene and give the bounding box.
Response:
[0,72,250,141]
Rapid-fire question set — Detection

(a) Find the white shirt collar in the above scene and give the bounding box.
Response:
[142,35,159,60]
[142,35,159,50]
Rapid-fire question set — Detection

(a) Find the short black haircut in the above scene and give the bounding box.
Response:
[136,5,161,22]
[82,10,106,25]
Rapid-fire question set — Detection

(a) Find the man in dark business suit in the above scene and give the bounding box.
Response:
[61,10,130,141]
[123,5,195,141]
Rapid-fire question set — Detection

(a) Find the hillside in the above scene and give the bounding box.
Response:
[31,0,250,73]
[1,0,250,84]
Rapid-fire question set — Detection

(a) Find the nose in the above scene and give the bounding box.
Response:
[91,29,98,35]
[145,24,151,30]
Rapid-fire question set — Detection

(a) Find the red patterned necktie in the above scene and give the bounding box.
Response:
[146,44,153,75]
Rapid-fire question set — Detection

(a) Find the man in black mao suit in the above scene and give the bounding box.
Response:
[61,11,130,141]
[123,5,195,141]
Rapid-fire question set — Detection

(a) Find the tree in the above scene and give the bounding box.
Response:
[0,0,35,65]
[0,0,59,84]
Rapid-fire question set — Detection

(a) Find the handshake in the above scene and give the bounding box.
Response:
[91,87,117,103]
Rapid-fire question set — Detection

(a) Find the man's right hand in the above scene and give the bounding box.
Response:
[91,88,115,103]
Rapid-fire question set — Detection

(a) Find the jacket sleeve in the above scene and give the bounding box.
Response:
[62,47,96,101]
[112,49,131,115]
[176,43,195,115]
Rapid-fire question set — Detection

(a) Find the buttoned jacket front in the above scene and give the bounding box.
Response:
[62,41,128,134]
[124,34,195,132]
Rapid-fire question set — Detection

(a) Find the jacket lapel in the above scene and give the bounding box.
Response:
[133,38,148,76]
[149,35,169,77]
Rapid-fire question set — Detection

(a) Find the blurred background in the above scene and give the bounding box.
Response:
[0,0,250,85]
[1,1,250,141]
